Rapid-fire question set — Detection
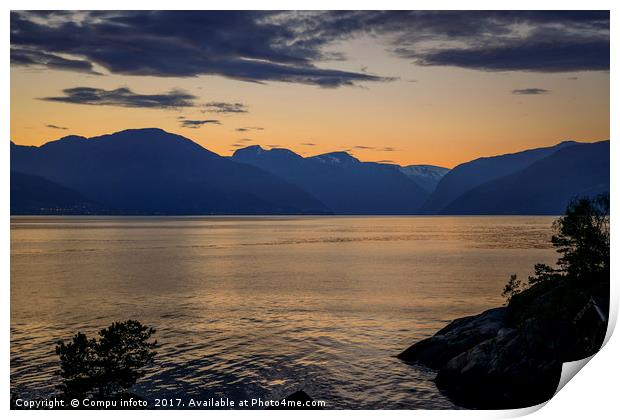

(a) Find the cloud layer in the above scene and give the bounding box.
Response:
[236,127,264,132]
[204,102,248,114]
[306,11,609,73]
[512,88,550,95]
[180,119,221,128]
[10,11,390,87]
[11,11,609,89]
[40,87,197,108]
[512,88,549,95]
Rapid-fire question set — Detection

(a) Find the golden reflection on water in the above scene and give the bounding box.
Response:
[11,216,557,408]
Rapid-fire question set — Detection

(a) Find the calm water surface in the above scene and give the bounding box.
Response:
[11,216,557,409]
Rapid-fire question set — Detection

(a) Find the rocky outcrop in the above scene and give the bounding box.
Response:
[398,279,607,409]
[398,307,562,408]
[434,327,561,409]
[397,308,506,369]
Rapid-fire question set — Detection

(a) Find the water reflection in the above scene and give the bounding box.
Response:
[11,216,556,408]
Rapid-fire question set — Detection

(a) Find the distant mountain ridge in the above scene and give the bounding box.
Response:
[11,171,107,215]
[399,165,450,193]
[440,141,609,215]
[10,129,609,215]
[422,141,580,213]
[11,128,330,215]
[232,145,430,214]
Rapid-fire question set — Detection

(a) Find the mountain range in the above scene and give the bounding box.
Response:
[11,129,329,215]
[440,141,609,215]
[231,146,429,214]
[422,141,580,212]
[10,128,609,215]
[398,165,450,193]
[11,171,106,215]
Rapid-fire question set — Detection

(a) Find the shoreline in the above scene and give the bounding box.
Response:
[397,281,608,409]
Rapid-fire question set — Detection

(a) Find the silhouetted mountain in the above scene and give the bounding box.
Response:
[11,130,608,216]
[440,141,609,215]
[11,171,106,215]
[11,129,330,215]
[309,151,361,165]
[399,165,449,193]
[422,141,579,213]
[232,146,429,214]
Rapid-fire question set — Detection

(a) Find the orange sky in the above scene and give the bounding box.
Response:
[10,29,610,169]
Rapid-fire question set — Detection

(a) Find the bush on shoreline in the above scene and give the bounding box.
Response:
[55,320,157,402]
[503,195,609,360]
[504,195,609,303]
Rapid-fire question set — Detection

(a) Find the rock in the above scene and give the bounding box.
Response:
[507,279,609,361]
[571,297,608,356]
[284,390,314,404]
[435,328,561,409]
[397,308,506,368]
[398,276,608,409]
[397,305,563,408]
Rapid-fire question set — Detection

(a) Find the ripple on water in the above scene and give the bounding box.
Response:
[11,216,558,408]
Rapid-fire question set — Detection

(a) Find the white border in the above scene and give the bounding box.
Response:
[3,1,616,419]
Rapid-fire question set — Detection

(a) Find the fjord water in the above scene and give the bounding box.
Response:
[11,216,557,409]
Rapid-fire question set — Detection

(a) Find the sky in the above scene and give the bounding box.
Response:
[10,11,610,168]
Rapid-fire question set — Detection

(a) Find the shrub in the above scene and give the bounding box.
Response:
[56,320,157,400]
[502,194,609,303]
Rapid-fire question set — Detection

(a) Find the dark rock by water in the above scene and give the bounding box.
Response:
[397,308,506,369]
[398,195,610,409]
[398,277,608,409]
[434,326,561,409]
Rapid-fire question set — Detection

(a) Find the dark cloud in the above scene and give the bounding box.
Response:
[230,143,247,147]
[353,145,396,151]
[266,144,281,148]
[10,11,391,87]
[512,88,550,95]
[237,138,254,142]
[292,10,609,73]
[11,48,100,74]
[377,159,396,164]
[40,87,197,108]
[46,124,68,130]
[180,119,221,128]
[204,102,248,114]
[403,40,609,73]
[236,127,264,132]
[300,142,316,146]
[10,10,608,88]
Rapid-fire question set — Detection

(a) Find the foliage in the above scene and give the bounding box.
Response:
[551,194,609,280]
[527,263,563,285]
[56,320,157,400]
[501,274,525,303]
[503,194,609,303]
